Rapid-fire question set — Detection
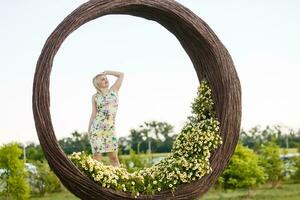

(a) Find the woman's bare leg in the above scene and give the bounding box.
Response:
[108,151,120,167]
[93,152,102,162]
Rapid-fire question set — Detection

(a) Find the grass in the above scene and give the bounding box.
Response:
[201,181,300,200]
[279,148,299,154]
[30,192,78,200]
[28,182,300,200]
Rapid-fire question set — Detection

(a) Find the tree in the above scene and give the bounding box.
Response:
[240,125,300,150]
[297,139,300,153]
[257,139,284,188]
[290,143,300,182]
[27,160,62,196]
[25,143,45,162]
[143,121,174,141]
[128,121,175,154]
[144,121,175,153]
[240,125,276,152]
[128,128,147,153]
[118,136,131,155]
[0,143,30,200]
[291,157,300,182]
[58,130,92,154]
[221,143,266,196]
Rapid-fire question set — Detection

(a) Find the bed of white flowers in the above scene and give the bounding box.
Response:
[69,79,223,198]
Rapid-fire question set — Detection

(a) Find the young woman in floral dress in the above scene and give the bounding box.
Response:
[88,70,124,167]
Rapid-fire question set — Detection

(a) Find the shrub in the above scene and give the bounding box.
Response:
[0,143,30,200]
[120,148,150,173]
[291,157,300,182]
[221,143,266,191]
[257,140,284,188]
[27,160,62,196]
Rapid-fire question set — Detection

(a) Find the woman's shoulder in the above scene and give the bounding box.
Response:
[92,93,98,99]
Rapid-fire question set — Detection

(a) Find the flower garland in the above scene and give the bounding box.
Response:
[69,79,223,198]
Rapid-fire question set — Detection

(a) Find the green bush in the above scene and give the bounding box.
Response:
[221,143,267,191]
[120,148,150,173]
[257,140,284,188]
[0,143,30,200]
[28,160,62,196]
[291,157,300,182]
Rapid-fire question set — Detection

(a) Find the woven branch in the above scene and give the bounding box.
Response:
[32,0,242,199]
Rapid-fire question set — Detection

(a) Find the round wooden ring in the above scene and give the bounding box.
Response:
[32,0,242,199]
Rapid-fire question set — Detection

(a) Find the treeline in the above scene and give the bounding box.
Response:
[240,125,300,150]
[25,120,179,161]
[24,123,300,162]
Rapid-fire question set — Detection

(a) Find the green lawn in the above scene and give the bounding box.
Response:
[29,182,300,200]
[201,182,300,200]
[279,148,298,154]
[30,191,78,200]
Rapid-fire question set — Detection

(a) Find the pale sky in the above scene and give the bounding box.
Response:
[1,0,300,145]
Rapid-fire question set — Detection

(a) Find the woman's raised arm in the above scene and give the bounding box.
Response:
[103,70,124,92]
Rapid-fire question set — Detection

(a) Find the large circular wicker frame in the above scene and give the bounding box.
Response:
[32,0,241,199]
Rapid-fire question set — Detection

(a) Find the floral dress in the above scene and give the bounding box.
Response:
[89,88,119,154]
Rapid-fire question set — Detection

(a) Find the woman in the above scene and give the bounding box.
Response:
[88,70,124,167]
